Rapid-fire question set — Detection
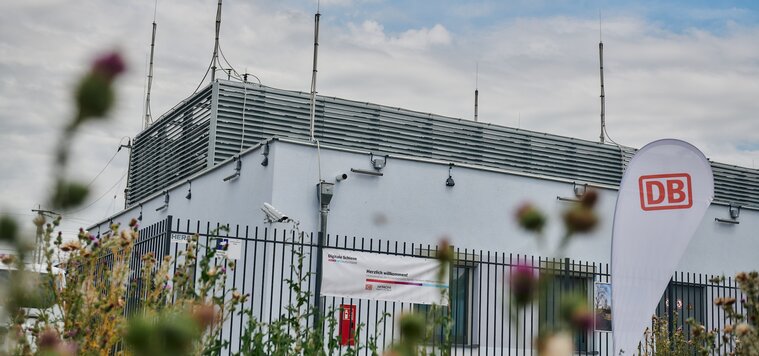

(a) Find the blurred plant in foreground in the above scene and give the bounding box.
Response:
[513,190,599,356]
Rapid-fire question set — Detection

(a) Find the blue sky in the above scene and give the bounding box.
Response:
[1,0,758,234]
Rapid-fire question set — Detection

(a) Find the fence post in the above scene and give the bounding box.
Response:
[164,215,173,257]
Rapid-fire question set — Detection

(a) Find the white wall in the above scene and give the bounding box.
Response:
[94,139,759,275]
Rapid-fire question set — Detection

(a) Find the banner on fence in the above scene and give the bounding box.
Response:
[321,248,449,305]
[611,139,714,355]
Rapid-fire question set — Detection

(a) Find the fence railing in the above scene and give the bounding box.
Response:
[124,216,746,355]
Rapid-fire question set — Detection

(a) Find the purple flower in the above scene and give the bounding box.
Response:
[93,52,126,81]
[510,263,537,306]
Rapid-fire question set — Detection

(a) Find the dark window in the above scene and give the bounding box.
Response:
[540,274,592,352]
[656,282,706,338]
[417,265,472,345]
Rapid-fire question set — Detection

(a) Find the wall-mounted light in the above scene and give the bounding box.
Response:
[729,203,741,219]
[155,191,169,211]
[370,153,388,171]
[446,163,455,187]
[185,180,192,200]
[223,156,242,182]
[261,143,269,166]
[335,173,348,182]
[715,203,741,224]
[138,204,143,221]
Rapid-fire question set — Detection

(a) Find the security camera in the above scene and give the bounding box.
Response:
[335,173,348,182]
[261,202,288,223]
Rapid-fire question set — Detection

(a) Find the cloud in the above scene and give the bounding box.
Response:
[347,21,451,49]
[1,1,758,236]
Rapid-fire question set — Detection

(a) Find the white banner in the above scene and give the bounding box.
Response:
[321,248,449,305]
[611,139,714,355]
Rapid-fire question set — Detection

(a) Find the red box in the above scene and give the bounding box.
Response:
[638,173,693,211]
[339,304,357,346]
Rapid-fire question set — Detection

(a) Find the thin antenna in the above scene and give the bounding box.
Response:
[474,63,479,122]
[598,11,606,144]
[211,0,223,82]
[309,8,321,141]
[144,0,158,129]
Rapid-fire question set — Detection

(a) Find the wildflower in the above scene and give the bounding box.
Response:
[129,218,138,228]
[0,215,18,242]
[37,327,60,349]
[579,190,599,208]
[192,304,217,329]
[537,331,574,356]
[60,240,82,252]
[736,272,748,283]
[93,52,126,81]
[398,313,425,344]
[563,206,598,233]
[510,263,537,306]
[206,267,218,277]
[232,291,242,301]
[33,214,46,227]
[735,323,751,336]
[724,324,734,334]
[55,341,78,356]
[74,52,126,122]
[437,238,454,264]
[0,254,15,265]
[515,203,546,233]
[51,181,89,209]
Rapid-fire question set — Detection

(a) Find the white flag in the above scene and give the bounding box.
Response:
[611,139,714,355]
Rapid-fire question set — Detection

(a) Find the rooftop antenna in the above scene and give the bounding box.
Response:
[474,63,479,122]
[309,2,321,142]
[598,10,606,144]
[144,0,158,130]
[210,0,223,82]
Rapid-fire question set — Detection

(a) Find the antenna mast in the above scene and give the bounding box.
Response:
[144,0,158,129]
[309,7,321,141]
[474,63,479,122]
[211,0,223,82]
[598,13,606,143]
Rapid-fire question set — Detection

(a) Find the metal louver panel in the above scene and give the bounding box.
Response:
[126,79,759,209]
[125,86,213,206]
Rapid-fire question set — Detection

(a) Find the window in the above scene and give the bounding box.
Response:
[539,261,594,353]
[656,282,706,337]
[417,265,473,345]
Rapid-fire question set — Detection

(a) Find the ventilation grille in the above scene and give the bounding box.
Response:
[126,86,213,205]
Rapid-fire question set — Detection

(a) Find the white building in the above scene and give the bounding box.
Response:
[91,80,759,354]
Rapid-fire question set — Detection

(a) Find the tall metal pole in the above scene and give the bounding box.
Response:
[314,182,333,329]
[210,0,223,82]
[144,20,157,129]
[474,63,479,122]
[599,41,606,144]
[309,12,321,142]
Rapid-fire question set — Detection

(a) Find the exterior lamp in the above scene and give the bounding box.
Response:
[446,163,455,187]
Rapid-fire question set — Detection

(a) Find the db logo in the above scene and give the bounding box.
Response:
[638,173,693,211]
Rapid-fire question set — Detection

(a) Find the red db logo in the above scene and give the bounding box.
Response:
[638,173,693,211]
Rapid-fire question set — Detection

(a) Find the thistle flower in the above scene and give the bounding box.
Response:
[510,263,537,306]
[0,254,15,265]
[735,323,751,336]
[60,240,82,252]
[192,304,217,329]
[37,327,60,349]
[515,203,547,233]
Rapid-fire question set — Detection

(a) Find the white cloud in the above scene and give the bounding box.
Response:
[347,21,451,49]
[0,2,758,236]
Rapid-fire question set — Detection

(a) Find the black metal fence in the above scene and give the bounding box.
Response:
[126,216,746,355]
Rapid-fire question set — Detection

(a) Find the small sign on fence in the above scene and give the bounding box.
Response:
[215,238,242,260]
[321,248,448,305]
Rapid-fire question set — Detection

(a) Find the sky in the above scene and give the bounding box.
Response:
[1,0,758,237]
